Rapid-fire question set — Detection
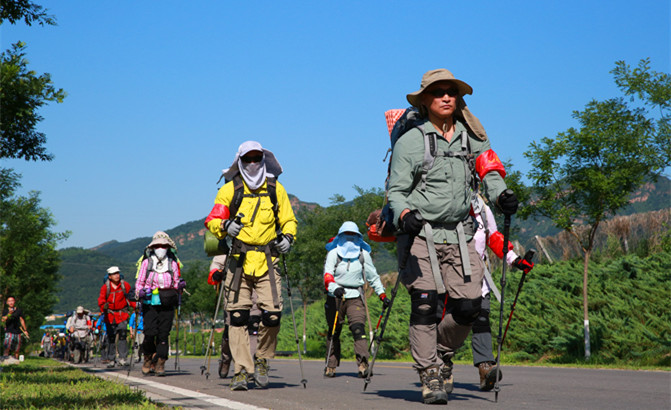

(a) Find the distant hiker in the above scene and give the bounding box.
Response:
[471,195,533,391]
[135,231,183,376]
[41,331,53,358]
[2,296,28,359]
[208,255,261,378]
[205,140,298,391]
[386,68,518,404]
[94,313,111,363]
[66,306,93,362]
[323,221,389,378]
[98,266,136,367]
[129,310,145,363]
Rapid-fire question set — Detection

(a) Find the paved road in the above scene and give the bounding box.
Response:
[84,358,670,409]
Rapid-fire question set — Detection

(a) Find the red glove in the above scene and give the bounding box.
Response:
[512,257,534,274]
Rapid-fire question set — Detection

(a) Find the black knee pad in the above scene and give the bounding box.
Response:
[248,315,261,335]
[230,310,250,327]
[472,308,491,334]
[410,289,438,326]
[448,297,483,326]
[349,322,367,341]
[261,310,282,327]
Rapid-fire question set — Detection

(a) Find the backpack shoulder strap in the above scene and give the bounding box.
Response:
[419,123,437,191]
[229,175,246,219]
[266,176,281,231]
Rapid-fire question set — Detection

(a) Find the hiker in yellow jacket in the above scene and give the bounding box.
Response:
[205,140,297,391]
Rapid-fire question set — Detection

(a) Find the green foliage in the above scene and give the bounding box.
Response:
[0,41,66,161]
[0,358,159,408]
[0,170,68,345]
[0,0,56,26]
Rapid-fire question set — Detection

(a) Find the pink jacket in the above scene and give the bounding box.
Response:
[135,257,180,292]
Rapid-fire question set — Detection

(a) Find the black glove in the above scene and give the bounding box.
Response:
[400,210,424,236]
[380,294,391,309]
[333,287,345,299]
[497,189,519,215]
[211,269,225,283]
[512,256,534,274]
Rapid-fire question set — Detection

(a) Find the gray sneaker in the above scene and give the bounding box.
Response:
[253,358,269,388]
[230,370,248,391]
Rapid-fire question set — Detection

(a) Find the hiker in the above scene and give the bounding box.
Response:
[98,266,136,367]
[322,221,389,378]
[471,195,533,391]
[386,68,518,404]
[2,296,28,359]
[208,255,262,378]
[129,310,145,363]
[66,306,93,362]
[135,231,183,376]
[205,140,298,390]
[94,313,111,363]
[40,331,53,358]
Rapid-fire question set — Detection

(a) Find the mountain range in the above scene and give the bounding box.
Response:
[54,177,670,313]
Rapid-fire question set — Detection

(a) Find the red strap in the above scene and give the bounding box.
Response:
[324,273,336,291]
[476,149,506,180]
[205,204,230,226]
[488,231,513,259]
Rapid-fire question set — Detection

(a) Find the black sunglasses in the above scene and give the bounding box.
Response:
[241,155,263,163]
[428,87,459,98]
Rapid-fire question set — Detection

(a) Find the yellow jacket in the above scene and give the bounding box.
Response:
[205,178,297,276]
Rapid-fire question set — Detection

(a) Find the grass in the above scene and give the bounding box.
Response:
[0,357,163,409]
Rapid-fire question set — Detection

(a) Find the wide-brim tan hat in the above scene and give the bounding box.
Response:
[406,68,473,107]
[147,231,176,249]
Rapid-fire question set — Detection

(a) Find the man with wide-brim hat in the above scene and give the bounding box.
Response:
[386,68,519,404]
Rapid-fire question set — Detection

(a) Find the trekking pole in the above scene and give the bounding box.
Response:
[364,221,420,392]
[281,255,308,388]
[201,214,242,379]
[127,305,141,376]
[494,207,512,403]
[324,296,342,376]
[501,249,536,346]
[175,290,182,372]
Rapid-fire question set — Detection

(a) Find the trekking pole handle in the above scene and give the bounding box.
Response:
[523,249,536,263]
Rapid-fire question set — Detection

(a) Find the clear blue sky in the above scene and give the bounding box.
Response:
[2,1,669,249]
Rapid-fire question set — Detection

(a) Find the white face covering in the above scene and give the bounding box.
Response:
[154,248,168,260]
[239,158,267,190]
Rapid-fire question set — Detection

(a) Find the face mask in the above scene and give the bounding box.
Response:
[154,248,168,260]
[242,161,262,176]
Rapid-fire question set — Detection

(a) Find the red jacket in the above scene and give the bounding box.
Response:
[98,280,136,324]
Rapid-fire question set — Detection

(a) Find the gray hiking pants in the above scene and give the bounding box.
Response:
[471,294,495,366]
[400,234,485,371]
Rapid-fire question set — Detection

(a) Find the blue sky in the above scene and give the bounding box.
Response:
[2,1,669,249]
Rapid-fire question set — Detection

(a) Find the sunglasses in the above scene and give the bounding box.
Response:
[427,87,459,98]
[153,244,169,249]
[241,155,263,163]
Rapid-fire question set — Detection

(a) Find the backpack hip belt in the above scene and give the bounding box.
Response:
[230,240,281,309]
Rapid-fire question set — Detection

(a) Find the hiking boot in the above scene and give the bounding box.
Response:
[324,367,336,378]
[156,358,166,377]
[253,358,270,388]
[357,362,370,378]
[142,356,152,375]
[230,370,248,391]
[106,361,116,368]
[478,361,502,391]
[118,358,128,367]
[439,352,454,394]
[419,367,448,405]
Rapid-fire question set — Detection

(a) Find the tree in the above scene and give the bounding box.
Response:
[521,59,670,360]
[1,41,66,161]
[0,170,69,345]
[0,0,55,26]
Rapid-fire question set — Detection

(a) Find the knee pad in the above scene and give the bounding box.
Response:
[472,307,490,334]
[261,310,282,327]
[349,322,367,341]
[448,297,483,326]
[248,315,261,335]
[410,289,438,326]
[229,310,250,327]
